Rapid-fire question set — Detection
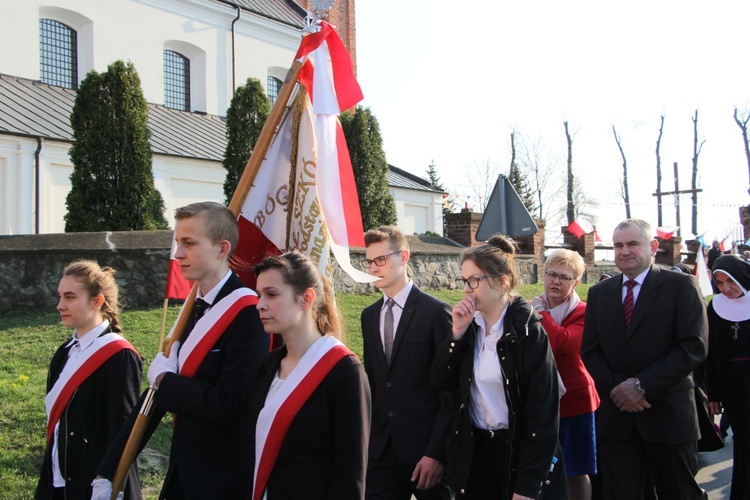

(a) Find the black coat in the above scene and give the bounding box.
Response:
[97,274,269,499]
[361,285,453,465]
[431,297,565,499]
[248,345,371,499]
[36,330,142,500]
[581,265,707,443]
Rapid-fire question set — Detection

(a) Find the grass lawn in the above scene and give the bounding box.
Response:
[0,283,588,498]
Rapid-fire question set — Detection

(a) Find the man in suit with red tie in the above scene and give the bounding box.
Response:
[582,219,708,499]
[360,226,452,500]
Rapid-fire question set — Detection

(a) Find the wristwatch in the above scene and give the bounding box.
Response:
[635,378,646,395]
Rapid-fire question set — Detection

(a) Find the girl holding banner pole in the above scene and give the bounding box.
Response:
[249,252,371,500]
[35,261,142,500]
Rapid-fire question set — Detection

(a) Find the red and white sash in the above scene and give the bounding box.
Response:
[44,333,136,445]
[178,288,258,378]
[252,336,352,500]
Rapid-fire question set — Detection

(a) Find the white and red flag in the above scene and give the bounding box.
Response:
[693,245,714,297]
[656,226,679,240]
[165,234,192,300]
[232,22,376,289]
[566,219,593,239]
[719,234,733,253]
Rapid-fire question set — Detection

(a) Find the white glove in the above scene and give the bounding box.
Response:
[147,341,180,386]
[91,478,123,500]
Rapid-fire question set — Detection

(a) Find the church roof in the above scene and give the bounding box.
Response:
[0,73,438,192]
[0,73,227,161]
[388,164,446,194]
[227,0,307,28]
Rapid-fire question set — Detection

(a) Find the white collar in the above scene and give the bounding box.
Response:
[474,303,509,338]
[198,270,233,306]
[712,293,750,322]
[382,280,413,310]
[67,320,110,350]
[623,267,651,286]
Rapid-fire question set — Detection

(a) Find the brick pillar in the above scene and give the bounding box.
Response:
[562,227,595,265]
[514,218,545,262]
[655,237,682,266]
[445,208,483,247]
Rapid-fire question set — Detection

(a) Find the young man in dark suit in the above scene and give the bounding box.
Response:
[94,202,269,499]
[582,219,708,499]
[360,226,452,500]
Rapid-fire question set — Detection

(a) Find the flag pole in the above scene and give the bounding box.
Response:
[158,298,169,345]
[110,53,306,500]
[227,61,303,217]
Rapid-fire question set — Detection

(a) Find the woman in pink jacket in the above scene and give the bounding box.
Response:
[532,249,600,500]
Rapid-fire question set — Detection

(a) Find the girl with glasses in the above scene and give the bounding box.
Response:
[431,235,567,499]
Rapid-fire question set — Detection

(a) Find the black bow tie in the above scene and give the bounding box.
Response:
[194,298,210,320]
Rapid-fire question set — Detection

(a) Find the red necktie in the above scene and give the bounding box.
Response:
[623,280,637,328]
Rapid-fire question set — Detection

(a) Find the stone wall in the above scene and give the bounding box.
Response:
[0,231,173,311]
[334,246,539,295]
[0,232,543,311]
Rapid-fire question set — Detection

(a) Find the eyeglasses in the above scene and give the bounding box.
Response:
[544,271,575,282]
[455,275,496,289]
[360,250,402,268]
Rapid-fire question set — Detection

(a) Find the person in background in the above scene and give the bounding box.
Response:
[708,240,723,294]
[532,249,600,500]
[582,219,707,499]
[431,235,567,499]
[667,263,724,454]
[360,226,453,500]
[249,252,370,499]
[706,255,750,499]
[36,261,141,500]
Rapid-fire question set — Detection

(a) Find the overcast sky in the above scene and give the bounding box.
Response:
[354,0,750,243]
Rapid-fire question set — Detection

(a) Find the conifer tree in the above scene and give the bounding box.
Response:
[65,60,167,231]
[508,162,535,214]
[223,78,270,203]
[426,160,451,233]
[340,107,397,230]
[426,160,444,190]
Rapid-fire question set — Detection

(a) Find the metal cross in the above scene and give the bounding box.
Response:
[732,322,741,340]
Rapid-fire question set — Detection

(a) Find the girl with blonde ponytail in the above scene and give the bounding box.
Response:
[248,252,370,499]
[36,260,142,500]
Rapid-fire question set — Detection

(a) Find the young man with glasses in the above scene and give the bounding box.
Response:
[360,226,453,500]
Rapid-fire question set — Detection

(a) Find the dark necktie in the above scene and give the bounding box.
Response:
[185,298,210,343]
[383,298,395,365]
[623,280,637,328]
[194,298,210,321]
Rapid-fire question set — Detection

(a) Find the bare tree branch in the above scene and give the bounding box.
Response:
[655,115,665,226]
[612,125,631,218]
[460,158,502,211]
[516,132,564,221]
[691,109,705,235]
[564,121,575,224]
[733,107,750,197]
